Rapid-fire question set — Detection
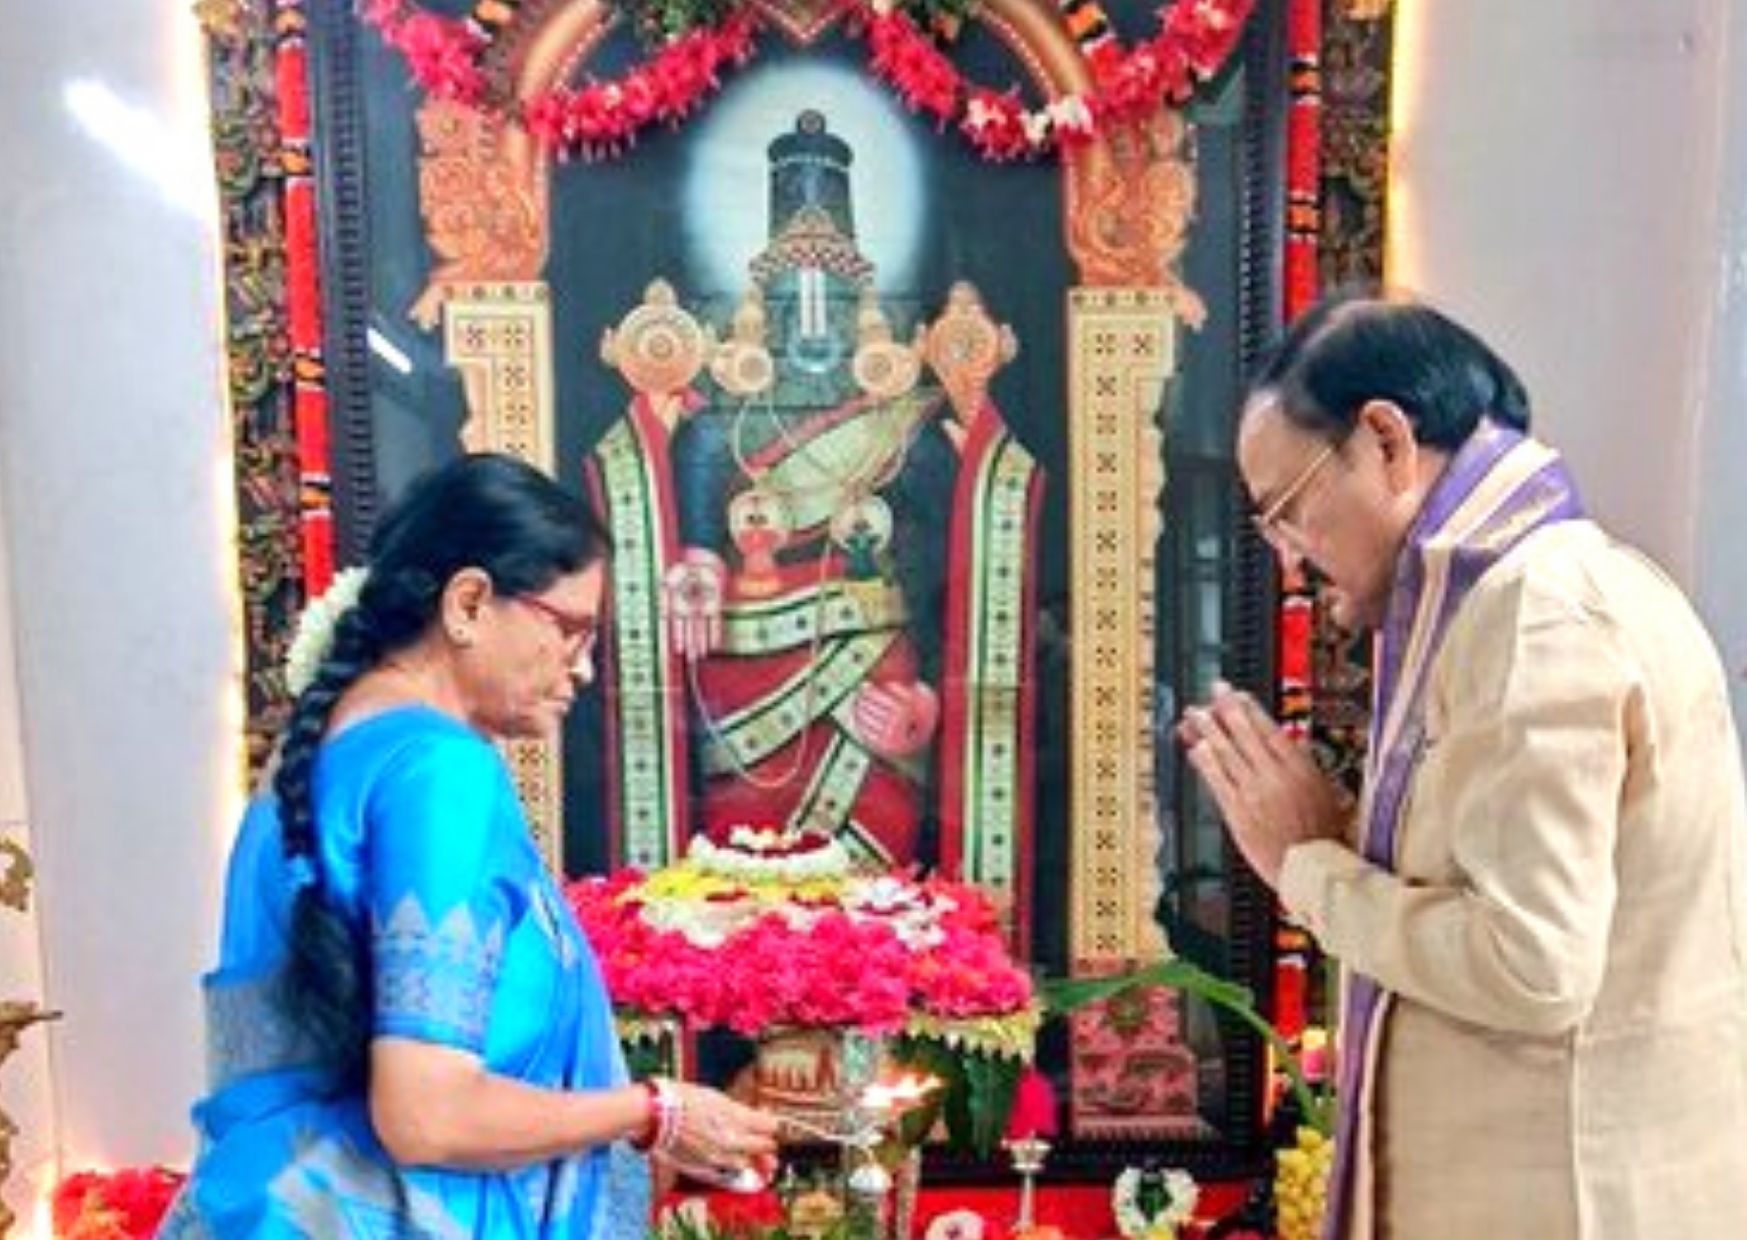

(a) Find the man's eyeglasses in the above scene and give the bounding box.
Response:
[515,595,601,663]
[1250,438,1341,548]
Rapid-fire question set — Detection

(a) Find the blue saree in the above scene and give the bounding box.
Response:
[160,706,649,1238]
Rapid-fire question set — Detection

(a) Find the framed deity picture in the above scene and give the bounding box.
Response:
[291,0,1287,1179]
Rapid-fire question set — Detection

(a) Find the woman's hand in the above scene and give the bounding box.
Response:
[659,1081,780,1186]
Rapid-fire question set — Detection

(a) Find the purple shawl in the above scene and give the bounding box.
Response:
[1323,421,1584,1239]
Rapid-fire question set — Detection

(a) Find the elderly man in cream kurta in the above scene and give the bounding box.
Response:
[1183,295,1747,1240]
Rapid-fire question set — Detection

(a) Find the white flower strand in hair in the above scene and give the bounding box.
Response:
[284,567,370,696]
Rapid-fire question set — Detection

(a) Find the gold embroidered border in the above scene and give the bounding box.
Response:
[442,282,564,872]
[959,434,1037,919]
[1067,288,1175,963]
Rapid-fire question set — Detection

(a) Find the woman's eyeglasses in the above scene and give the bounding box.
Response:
[515,595,600,663]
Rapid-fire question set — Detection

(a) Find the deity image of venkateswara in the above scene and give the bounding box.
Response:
[583,110,1043,950]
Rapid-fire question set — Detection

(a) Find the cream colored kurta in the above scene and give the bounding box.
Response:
[1281,519,1747,1239]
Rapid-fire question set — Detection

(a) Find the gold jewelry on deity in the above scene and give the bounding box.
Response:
[921,280,1017,426]
[600,278,709,400]
[850,287,923,400]
[711,286,775,397]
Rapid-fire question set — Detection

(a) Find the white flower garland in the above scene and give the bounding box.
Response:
[687,826,852,883]
[284,567,370,696]
[1113,1165,1199,1238]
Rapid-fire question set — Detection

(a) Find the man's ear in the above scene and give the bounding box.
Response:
[1356,399,1420,494]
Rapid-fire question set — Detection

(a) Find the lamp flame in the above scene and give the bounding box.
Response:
[860,1072,939,1112]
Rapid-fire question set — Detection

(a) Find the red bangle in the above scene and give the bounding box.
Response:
[629,1080,660,1152]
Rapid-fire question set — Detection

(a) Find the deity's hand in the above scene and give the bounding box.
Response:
[663,549,727,662]
[659,1081,781,1189]
[852,680,940,759]
[1178,680,1351,890]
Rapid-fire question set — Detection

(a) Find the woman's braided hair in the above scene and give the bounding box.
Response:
[273,453,608,1076]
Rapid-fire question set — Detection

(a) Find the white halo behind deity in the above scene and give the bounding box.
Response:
[681,59,927,298]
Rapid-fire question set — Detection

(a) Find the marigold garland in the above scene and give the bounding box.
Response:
[359,0,1253,162]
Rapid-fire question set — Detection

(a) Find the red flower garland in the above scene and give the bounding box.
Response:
[359,0,1254,163]
[361,0,489,103]
[524,11,760,159]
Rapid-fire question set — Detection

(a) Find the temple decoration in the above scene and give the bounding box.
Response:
[1111,1164,1199,1240]
[408,101,550,326]
[275,0,337,597]
[383,0,1225,1152]
[47,1168,184,1240]
[1065,287,1173,965]
[202,0,318,778]
[1065,111,1202,315]
[1272,1125,1333,1240]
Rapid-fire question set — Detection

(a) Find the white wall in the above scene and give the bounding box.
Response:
[1390,0,1727,583]
[0,466,58,1228]
[0,0,238,1204]
[1391,0,1747,732]
[1691,1,1747,734]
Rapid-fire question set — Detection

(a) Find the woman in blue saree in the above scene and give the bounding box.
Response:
[161,454,777,1238]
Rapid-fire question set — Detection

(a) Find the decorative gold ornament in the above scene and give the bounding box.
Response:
[411,100,546,327]
[599,280,710,415]
[1067,288,1176,962]
[711,286,777,397]
[920,281,1018,436]
[850,288,924,401]
[1066,112,1204,322]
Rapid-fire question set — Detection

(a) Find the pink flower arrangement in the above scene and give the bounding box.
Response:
[566,867,1033,1035]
